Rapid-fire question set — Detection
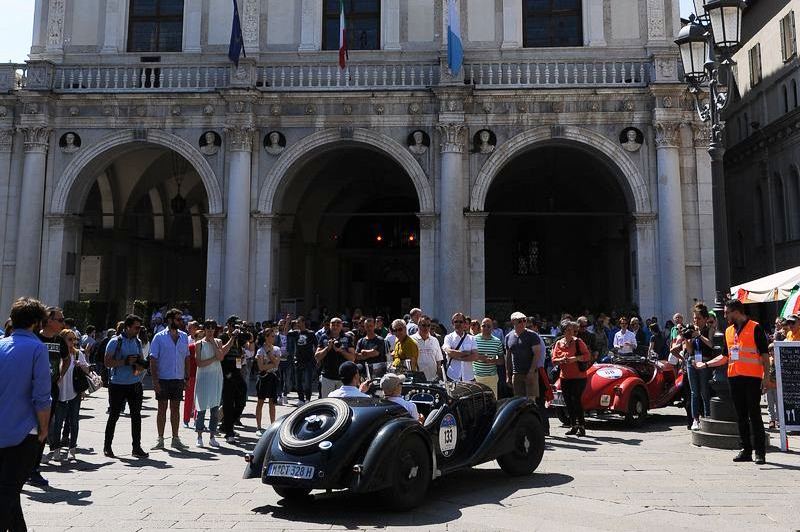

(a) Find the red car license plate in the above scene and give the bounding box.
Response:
[267,462,315,480]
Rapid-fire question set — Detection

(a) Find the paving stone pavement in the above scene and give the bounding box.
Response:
[21,383,800,532]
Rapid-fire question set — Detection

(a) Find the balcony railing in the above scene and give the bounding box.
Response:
[1,57,654,94]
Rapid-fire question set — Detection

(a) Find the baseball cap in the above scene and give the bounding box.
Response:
[787,314,799,323]
[226,315,240,325]
[339,361,359,383]
[510,311,526,321]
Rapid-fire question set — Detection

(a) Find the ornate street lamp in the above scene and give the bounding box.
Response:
[676,0,745,316]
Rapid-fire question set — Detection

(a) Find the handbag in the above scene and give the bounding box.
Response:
[86,371,103,394]
[72,359,90,394]
[576,339,591,372]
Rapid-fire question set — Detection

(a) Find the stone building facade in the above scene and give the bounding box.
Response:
[724,1,800,290]
[0,0,712,324]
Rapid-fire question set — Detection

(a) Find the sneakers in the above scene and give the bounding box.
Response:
[255,429,264,437]
[103,447,115,458]
[565,426,578,436]
[226,435,236,444]
[131,447,149,459]
[28,471,49,487]
[151,437,165,450]
[755,454,766,465]
[171,437,187,450]
[208,437,220,448]
[691,420,700,431]
[732,450,753,462]
[67,448,77,460]
[576,426,586,437]
[196,435,203,447]
[183,421,190,429]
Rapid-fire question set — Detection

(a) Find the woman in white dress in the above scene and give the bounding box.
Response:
[194,320,234,447]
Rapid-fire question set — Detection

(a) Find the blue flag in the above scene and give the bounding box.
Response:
[447,0,463,75]
[228,0,246,67]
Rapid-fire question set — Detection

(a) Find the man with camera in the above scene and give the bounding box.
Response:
[103,314,149,459]
[219,316,250,442]
[315,317,356,398]
[149,308,190,450]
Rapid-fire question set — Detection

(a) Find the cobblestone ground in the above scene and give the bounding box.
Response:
[21,380,800,532]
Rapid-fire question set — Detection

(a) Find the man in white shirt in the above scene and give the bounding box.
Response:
[443,312,479,382]
[411,315,443,381]
[380,373,422,423]
[328,361,370,398]
[613,316,637,354]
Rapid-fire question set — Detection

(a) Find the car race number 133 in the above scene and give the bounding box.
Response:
[439,413,457,457]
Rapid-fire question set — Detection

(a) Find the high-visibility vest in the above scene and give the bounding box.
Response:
[725,320,765,379]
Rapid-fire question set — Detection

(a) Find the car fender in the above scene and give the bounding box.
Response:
[469,397,539,466]
[242,417,284,479]
[355,417,431,493]
[611,378,648,411]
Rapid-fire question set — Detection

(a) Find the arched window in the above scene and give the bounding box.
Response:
[744,112,749,136]
[523,0,583,48]
[323,0,380,51]
[737,116,742,140]
[793,79,799,108]
[127,0,183,52]
[774,174,787,243]
[755,185,764,246]
[790,166,800,239]
[784,85,790,114]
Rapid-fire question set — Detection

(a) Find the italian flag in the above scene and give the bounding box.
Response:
[781,287,800,318]
[338,0,348,70]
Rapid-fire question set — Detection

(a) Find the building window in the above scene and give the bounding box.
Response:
[774,174,787,243]
[790,166,800,239]
[748,44,762,86]
[784,85,790,114]
[523,0,583,48]
[322,0,380,51]
[793,79,799,108]
[755,185,764,246]
[127,0,183,52]
[781,11,797,62]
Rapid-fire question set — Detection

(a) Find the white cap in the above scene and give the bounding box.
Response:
[510,311,527,321]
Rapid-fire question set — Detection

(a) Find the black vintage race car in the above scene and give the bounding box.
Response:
[243,373,545,509]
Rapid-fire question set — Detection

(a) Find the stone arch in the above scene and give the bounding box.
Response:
[257,128,434,214]
[470,125,650,214]
[51,129,224,215]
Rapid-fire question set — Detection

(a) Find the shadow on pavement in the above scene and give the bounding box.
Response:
[118,456,172,469]
[22,487,92,506]
[251,470,573,527]
[41,459,113,473]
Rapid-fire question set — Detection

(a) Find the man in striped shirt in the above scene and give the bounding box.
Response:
[473,318,505,397]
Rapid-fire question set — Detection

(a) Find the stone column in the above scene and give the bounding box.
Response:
[183,0,203,53]
[501,0,522,49]
[101,0,123,54]
[223,126,253,319]
[40,214,81,305]
[437,122,467,321]
[381,0,401,51]
[14,127,50,298]
[0,130,15,311]
[655,121,687,318]
[466,211,487,320]
[252,213,276,323]
[417,213,437,318]
[584,0,606,47]
[693,124,717,306]
[205,214,225,321]
[633,213,658,320]
[44,0,65,60]
[298,0,322,52]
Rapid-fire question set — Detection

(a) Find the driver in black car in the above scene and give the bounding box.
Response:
[329,362,370,398]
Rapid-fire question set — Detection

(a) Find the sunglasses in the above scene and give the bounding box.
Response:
[453,320,464,324]
[419,323,431,328]
[392,327,405,332]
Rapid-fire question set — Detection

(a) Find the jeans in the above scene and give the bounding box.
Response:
[1,435,40,532]
[32,382,58,475]
[221,373,247,437]
[729,376,766,455]
[51,396,81,450]
[278,360,294,396]
[196,406,219,435]
[104,382,143,450]
[561,378,587,427]
[687,363,712,419]
[766,389,778,422]
[295,364,316,401]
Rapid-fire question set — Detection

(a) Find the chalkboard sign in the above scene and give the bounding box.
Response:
[774,342,800,451]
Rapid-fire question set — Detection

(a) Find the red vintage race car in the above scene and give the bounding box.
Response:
[549,354,684,426]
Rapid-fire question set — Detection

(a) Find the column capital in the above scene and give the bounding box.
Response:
[632,212,658,227]
[465,211,489,229]
[416,212,438,230]
[18,126,51,153]
[436,123,467,153]
[225,125,255,152]
[692,123,712,148]
[252,212,279,230]
[654,122,680,148]
[0,129,13,152]
[45,213,81,229]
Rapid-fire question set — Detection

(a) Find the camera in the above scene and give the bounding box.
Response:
[333,340,341,349]
[681,325,696,339]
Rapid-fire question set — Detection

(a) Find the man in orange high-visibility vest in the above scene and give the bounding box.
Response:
[701,299,770,464]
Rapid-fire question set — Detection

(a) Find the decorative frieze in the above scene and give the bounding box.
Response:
[47,0,66,49]
[0,129,13,152]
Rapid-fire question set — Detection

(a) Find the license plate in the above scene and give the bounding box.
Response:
[551,391,565,407]
[267,462,315,480]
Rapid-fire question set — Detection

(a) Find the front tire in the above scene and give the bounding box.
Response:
[624,388,648,427]
[382,436,431,510]
[497,413,545,476]
[273,486,312,501]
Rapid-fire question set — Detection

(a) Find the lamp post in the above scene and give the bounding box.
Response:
[676,0,746,319]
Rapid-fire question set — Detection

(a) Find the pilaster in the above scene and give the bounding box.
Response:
[466,211,488,320]
[253,213,278,322]
[299,0,323,52]
[417,212,438,318]
[205,214,226,321]
[501,0,522,49]
[381,0,401,51]
[183,0,203,53]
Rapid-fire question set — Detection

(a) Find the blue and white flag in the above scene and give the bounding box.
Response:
[228,0,246,67]
[446,0,463,75]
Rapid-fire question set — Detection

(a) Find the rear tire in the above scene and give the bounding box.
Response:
[624,388,648,427]
[273,486,312,501]
[497,413,545,476]
[383,436,431,510]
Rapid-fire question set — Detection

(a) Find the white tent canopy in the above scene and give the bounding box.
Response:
[729,266,800,303]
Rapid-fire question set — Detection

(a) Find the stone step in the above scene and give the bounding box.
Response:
[691,430,740,449]
[710,398,738,422]
[700,417,739,436]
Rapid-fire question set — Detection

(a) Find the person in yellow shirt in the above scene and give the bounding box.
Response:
[785,314,800,340]
[390,319,419,372]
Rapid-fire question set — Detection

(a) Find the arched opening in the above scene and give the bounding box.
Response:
[483,144,632,316]
[275,147,420,318]
[773,173,787,242]
[71,144,208,323]
[787,166,800,239]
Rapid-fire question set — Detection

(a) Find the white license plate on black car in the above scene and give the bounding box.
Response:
[551,391,565,407]
[267,462,315,480]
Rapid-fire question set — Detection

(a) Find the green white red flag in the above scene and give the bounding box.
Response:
[781,287,800,318]
[338,0,348,70]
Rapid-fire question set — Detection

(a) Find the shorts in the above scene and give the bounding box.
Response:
[256,372,279,400]
[155,379,184,401]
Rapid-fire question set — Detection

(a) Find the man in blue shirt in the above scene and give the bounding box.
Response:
[103,314,149,459]
[0,297,51,531]
[148,308,190,450]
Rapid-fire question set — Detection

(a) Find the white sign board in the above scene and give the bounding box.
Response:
[774,342,800,451]
[79,255,102,294]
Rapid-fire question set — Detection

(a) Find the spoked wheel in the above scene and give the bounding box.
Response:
[497,413,545,476]
[273,486,312,502]
[383,436,431,510]
[624,388,648,427]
